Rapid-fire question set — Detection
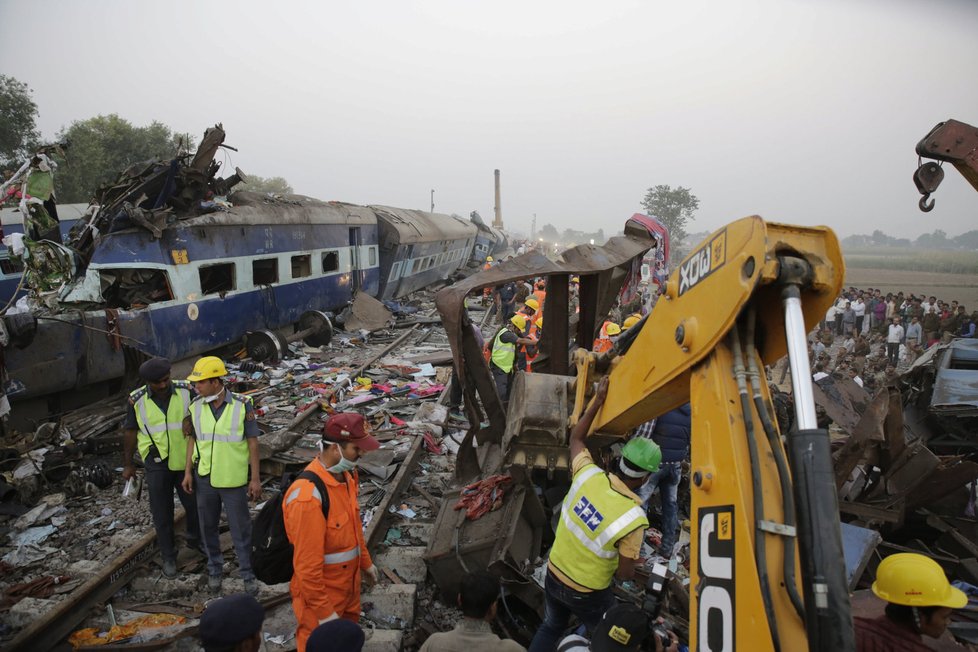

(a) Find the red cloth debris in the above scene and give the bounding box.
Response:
[454,475,512,520]
[422,432,443,454]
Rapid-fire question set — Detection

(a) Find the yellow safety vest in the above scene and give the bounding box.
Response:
[190,391,251,488]
[491,327,516,373]
[130,381,192,472]
[548,464,648,590]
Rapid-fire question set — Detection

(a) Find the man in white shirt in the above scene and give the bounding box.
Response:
[852,296,866,333]
[887,317,904,367]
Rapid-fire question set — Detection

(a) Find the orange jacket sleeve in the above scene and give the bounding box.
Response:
[285,483,336,618]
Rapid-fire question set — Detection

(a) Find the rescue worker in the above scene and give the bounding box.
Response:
[534,278,547,307]
[489,314,535,405]
[592,321,621,353]
[854,553,967,652]
[522,297,541,323]
[181,356,262,595]
[525,316,543,373]
[528,377,662,652]
[283,412,380,652]
[122,357,201,578]
[622,314,641,331]
[482,256,494,303]
[494,281,518,324]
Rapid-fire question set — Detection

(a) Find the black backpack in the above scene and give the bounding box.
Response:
[251,470,330,585]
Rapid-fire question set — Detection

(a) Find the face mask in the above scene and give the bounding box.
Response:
[322,441,357,474]
[202,390,222,403]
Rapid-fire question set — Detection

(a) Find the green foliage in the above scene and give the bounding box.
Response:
[54,115,189,203]
[640,184,699,248]
[539,223,560,243]
[0,75,41,169]
[236,174,293,195]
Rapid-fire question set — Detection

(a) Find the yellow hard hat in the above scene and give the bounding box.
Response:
[623,315,641,330]
[510,314,527,330]
[871,553,967,608]
[606,323,622,336]
[486,256,493,262]
[187,356,228,382]
[571,276,579,283]
[535,317,543,329]
[524,298,540,311]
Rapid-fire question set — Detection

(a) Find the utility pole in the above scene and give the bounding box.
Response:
[430,189,434,213]
[531,213,537,240]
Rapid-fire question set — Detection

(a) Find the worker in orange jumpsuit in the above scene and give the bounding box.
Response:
[593,321,621,353]
[526,316,543,372]
[533,278,547,307]
[283,412,381,651]
[481,256,494,303]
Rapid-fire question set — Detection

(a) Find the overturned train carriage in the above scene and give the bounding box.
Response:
[4,192,387,400]
[374,206,478,301]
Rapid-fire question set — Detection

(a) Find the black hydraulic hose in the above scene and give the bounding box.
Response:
[730,325,781,652]
[744,309,806,622]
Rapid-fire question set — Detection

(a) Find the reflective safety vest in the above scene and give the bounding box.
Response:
[525,323,540,372]
[548,464,648,590]
[130,381,192,472]
[491,327,516,374]
[191,391,251,488]
[593,321,614,353]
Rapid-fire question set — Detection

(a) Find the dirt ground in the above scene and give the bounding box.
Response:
[844,268,978,307]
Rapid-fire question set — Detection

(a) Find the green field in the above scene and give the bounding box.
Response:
[843,249,978,307]
[844,248,978,275]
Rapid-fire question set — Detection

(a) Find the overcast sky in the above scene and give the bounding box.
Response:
[2,0,976,240]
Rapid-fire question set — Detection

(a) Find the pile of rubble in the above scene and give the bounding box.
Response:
[0,291,491,651]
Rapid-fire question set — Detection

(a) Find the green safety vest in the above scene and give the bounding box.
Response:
[549,464,649,590]
[130,381,192,472]
[491,327,516,374]
[190,391,251,488]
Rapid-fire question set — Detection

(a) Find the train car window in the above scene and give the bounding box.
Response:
[369,247,377,266]
[291,255,312,278]
[0,256,24,275]
[252,258,278,285]
[102,268,176,308]
[390,261,402,281]
[322,251,339,273]
[200,263,235,296]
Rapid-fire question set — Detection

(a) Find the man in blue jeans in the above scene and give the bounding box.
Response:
[637,404,691,558]
[528,378,662,652]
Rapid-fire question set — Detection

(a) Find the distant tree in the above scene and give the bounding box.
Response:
[54,115,188,203]
[0,75,41,170]
[640,184,699,248]
[916,229,950,249]
[539,223,560,243]
[955,230,978,250]
[237,174,293,195]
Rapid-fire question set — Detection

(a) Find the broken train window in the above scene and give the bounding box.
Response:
[100,268,175,309]
[252,258,278,286]
[322,251,339,273]
[199,262,236,295]
[291,254,311,279]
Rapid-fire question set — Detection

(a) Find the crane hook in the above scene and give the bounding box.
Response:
[919,193,935,212]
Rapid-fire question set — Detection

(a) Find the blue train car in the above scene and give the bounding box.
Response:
[4,192,381,399]
[0,204,87,306]
[374,206,478,301]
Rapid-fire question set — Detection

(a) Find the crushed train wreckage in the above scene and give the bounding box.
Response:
[0,125,510,419]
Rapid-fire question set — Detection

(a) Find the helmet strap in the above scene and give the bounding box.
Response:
[911,606,922,633]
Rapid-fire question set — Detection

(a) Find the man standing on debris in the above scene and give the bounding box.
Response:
[122,358,201,578]
[528,377,661,652]
[419,573,526,651]
[181,356,262,594]
[636,404,691,558]
[854,553,967,652]
[489,314,535,405]
[284,412,380,652]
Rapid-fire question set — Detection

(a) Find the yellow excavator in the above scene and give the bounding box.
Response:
[571,217,852,650]
[437,215,852,650]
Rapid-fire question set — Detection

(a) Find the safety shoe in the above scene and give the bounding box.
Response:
[244,578,260,596]
[162,559,178,579]
[207,575,222,592]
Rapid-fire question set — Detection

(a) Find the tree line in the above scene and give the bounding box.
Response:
[0,75,293,204]
[842,229,978,251]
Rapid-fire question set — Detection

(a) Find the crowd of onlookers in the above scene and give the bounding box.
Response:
[808,287,977,393]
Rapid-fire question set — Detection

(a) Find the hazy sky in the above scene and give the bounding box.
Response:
[2,0,976,240]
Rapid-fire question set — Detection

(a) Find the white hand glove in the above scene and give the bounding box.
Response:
[319,612,339,625]
[363,565,379,585]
